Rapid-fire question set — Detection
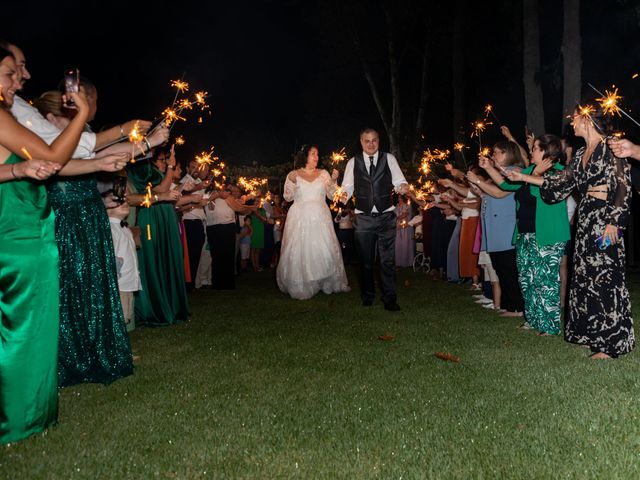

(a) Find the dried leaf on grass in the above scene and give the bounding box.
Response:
[435,351,460,363]
[378,333,395,341]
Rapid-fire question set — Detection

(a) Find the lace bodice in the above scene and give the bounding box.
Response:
[283,170,336,203]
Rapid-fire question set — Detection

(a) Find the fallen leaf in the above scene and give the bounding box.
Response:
[378,333,395,341]
[435,351,461,363]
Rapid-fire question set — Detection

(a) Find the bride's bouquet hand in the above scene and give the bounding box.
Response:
[331,169,339,182]
[288,171,298,184]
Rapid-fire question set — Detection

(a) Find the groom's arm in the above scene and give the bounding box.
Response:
[340,158,355,201]
[386,153,409,194]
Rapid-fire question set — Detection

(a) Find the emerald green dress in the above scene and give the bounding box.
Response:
[128,162,189,326]
[47,173,133,387]
[0,154,59,443]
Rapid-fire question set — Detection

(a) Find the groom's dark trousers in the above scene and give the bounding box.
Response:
[354,211,397,304]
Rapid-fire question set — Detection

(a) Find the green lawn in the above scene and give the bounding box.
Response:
[3,268,640,479]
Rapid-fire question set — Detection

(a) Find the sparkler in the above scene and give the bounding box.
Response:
[330,147,347,166]
[238,176,268,196]
[471,120,492,150]
[596,87,623,117]
[194,148,218,172]
[484,104,502,126]
[126,121,148,161]
[174,135,185,146]
[20,147,33,161]
[453,142,468,169]
[480,147,491,158]
[141,183,153,208]
[331,185,344,211]
[588,83,640,128]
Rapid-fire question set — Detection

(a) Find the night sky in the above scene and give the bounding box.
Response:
[4,0,640,167]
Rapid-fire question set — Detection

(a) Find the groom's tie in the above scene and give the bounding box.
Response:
[368,156,376,177]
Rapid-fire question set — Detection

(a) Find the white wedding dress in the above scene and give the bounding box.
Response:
[277,170,350,300]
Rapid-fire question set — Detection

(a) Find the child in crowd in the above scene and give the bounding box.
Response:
[240,216,253,272]
[105,193,141,332]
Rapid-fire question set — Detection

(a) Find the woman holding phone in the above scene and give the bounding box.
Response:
[0,47,89,443]
[507,107,633,359]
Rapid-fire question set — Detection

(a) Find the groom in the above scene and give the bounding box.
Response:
[341,128,409,311]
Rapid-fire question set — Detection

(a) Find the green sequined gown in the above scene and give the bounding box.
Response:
[128,162,189,326]
[0,154,59,443]
[47,173,133,387]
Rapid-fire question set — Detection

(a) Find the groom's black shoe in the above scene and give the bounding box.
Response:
[362,299,374,306]
[384,301,401,311]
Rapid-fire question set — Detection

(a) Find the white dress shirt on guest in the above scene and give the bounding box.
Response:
[341,151,408,214]
[207,198,236,226]
[11,95,97,159]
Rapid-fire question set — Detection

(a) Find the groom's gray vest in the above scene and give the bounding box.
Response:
[353,152,393,213]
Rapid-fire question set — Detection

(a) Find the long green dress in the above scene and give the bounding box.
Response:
[47,173,133,387]
[0,154,59,443]
[128,162,189,326]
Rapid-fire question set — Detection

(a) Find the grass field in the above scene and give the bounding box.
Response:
[3,267,640,479]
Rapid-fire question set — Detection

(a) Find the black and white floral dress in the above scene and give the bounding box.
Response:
[540,142,634,357]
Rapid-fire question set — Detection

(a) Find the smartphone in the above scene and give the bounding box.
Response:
[595,229,623,249]
[63,68,79,107]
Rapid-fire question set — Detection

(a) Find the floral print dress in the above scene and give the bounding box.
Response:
[540,142,634,357]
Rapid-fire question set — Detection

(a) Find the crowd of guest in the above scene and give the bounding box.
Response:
[416,116,635,361]
[0,40,287,444]
[1,36,638,447]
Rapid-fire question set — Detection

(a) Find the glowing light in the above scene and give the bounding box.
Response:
[141,183,153,208]
[20,147,33,161]
[471,120,492,138]
[171,79,189,93]
[175,136,185,146]
[128,121,143,143]
[330,147,347,165]
[454,143,465,152]
[480,147,491,157]
[162,108,187,126]
[596,87,623,117]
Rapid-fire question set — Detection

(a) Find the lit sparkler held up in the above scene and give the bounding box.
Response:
[588,83,640,128]
[484,104,502,127]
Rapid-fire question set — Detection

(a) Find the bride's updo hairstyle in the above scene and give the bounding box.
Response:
[296,144,319,169]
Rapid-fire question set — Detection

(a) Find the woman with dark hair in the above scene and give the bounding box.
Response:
[468,141,525,316]
[127,145,189,322]
[481,134,570,335]
[0,48,89,443]
[277,144,350,299]
[510,107,633,359]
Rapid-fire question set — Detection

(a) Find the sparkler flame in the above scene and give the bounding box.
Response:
[175,136,185,146]
[171,79,189,93]
[330,147,347,165]
[596,87,623,117]
[141,183,153,208]
[128,121,144,143]
[471,120,492,138]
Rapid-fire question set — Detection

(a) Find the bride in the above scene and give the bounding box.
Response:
[277,145,350,300]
